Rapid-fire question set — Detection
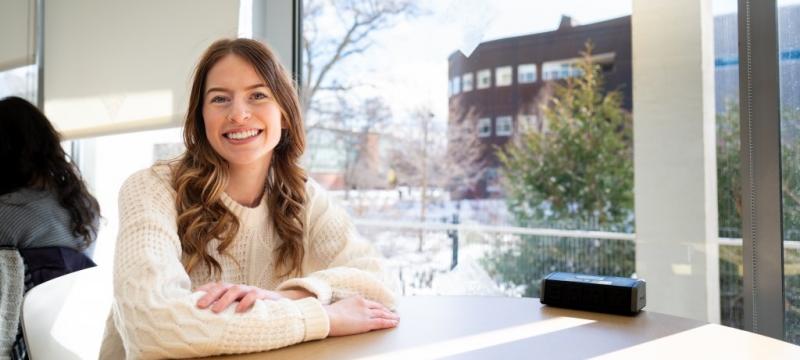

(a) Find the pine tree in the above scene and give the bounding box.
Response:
[497,42,633,230]
[484,43,635,297]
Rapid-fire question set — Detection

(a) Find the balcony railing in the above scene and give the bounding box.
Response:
[353,218,800,342]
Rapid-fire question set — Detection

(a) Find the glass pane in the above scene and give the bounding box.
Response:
[75,127,184,265]
[300,0,636,297]
[778,0,800,345]
[713,0,744,331]
[0,64,37,103]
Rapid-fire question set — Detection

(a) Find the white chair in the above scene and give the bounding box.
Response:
[21,266,112,360]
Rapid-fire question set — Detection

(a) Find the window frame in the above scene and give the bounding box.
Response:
[495,116,513,136]
[495,66,513,87]
[477,117,492,137]
[477,69,492,89]
[518,63,537,84]
[462,72,474,92]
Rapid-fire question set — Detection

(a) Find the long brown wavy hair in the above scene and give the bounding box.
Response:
[0,96,101,249]
[172,38,307,278]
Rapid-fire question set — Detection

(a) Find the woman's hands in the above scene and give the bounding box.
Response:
[196,282,283,313]
[324,296,400,336]
[196,282,400,336]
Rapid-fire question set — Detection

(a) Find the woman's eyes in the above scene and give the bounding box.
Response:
[210,96,228,104]
[208,92,268,103]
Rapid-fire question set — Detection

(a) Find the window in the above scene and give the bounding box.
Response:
[495,66,513,86]
[518,63,537,84]
[778,0,800,343]
[477,69,491,89]
[0,65,37,102]
[75,127,184,265]
[462,72,474,92]
[543,53,615,80]
[452,76,461,95]
[477,118,492,137]
[543,61,576,80]
[496,116,513,136]
[299,2,790,337]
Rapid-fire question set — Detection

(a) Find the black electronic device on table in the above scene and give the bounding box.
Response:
[540,272,646,315]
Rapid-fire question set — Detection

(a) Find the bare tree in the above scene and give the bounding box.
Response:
[342,97,393,200]
[441,99,489,199]
[386,103,487,251]
[301,0,419,125]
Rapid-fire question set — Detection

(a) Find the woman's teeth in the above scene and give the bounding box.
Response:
[226,129,260,140]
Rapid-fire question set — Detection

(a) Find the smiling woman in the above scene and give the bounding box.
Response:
[98,39,399,359]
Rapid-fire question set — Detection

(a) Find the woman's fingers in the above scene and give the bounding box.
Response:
[325,296,401,337]
[370,308,400,321]
[370,317,399,330]
[197,283,284,313]
[197,283,231,309]
[236,291,259,313]
[212,285,250,313]
[364,299,392,313]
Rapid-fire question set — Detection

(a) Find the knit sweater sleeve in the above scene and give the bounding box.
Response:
[276,180,398,310]
[110,168,329,359]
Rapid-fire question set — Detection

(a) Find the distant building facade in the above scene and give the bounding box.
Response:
[447,16,632,199]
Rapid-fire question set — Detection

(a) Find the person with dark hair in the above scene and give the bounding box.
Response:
[99,39,398,359]
[0,96,100,359]
[0,96,100,252]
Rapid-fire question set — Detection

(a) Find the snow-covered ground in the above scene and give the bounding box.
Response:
[332,188,526,297]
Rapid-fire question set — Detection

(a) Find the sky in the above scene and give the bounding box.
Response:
[310,0,800,132]
[323,0,633,131]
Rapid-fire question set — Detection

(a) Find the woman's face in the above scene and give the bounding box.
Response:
[202,54,284,169]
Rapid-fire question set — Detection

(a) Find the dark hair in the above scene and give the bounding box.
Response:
[0,96,100,249]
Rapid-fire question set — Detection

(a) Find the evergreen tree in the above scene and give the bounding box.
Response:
[483,43,635,297]
[497,43,633,230]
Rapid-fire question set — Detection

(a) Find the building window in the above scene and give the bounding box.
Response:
[543,61,577,80]
[477,69,491,89]
[477,118,492,137]
[543,53,615,80]
[496,116,513,136]
[462,72,473,92]
[495,66,513,86]
[452,76,461,95]
[517,114,540,132]
[518,63,537,83]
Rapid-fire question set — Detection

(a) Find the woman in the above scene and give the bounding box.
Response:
[100,38,398,359]
[0,96,100,359]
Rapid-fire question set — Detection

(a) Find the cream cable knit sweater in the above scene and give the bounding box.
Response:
[99,165,396,359]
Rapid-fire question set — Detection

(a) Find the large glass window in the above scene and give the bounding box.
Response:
[0,65,37,103]
[76,127,184,265]
[778,0,800,344]
[713,0,744,333]
[301,0,636,298]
